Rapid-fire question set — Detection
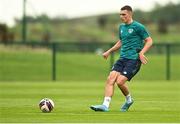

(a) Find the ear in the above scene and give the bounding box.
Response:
[128,11,133,16]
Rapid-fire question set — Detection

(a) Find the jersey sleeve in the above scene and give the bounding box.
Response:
[119,25,122,40]
[138,25,150,40]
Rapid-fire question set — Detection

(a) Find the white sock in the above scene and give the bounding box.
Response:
[126,94,132,103]
[102,97,111,108]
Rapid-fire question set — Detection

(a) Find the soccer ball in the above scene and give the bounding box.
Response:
[39,98,54,113]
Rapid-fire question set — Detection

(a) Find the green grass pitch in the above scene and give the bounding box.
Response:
[0,81,180,123]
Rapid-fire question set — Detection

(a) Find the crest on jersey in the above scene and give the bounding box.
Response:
[128,28,133,33]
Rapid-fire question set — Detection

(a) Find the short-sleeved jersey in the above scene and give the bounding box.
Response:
[119,21,150,59]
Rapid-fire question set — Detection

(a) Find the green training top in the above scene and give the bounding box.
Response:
[119,21,150,59]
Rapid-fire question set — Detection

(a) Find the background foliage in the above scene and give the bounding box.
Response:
[0,2,180,43]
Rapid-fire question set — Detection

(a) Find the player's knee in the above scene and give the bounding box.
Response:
[116,81,124,86]
[116,78,126,86]
[107,75,116,85]
[106,71,118,85]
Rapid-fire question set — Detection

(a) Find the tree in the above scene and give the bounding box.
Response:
[158,18,168,34]
[98,16,107,29]
[0,24,8,43]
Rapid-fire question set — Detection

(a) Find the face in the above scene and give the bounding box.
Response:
[120,10,132,23]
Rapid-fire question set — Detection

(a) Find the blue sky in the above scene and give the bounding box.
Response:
[0,0,179,26]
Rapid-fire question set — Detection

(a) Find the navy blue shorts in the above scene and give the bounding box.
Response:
[111,58,141,81]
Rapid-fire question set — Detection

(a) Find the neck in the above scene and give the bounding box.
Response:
[126,19,133,24]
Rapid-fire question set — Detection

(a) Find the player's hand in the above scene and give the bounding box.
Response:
[139,53,148,64]
[102,51,110,59]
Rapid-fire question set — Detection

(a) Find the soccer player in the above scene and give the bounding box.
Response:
[90,5,153,112]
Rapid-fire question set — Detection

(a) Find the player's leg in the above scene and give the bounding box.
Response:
[116,74,133,104]
[103,71,119,107]
[116,74,129,96]
[116,75,134,112]
[117,59,141,112]
[104,70,119,97]
[90,71,119,111]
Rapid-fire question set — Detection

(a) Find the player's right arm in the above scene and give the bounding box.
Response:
[102,40,121,59]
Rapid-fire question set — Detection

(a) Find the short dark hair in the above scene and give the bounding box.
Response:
[121,5,133,12]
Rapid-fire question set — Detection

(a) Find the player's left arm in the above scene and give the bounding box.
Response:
[139,37,153,64]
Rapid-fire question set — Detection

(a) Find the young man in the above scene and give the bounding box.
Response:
[90,5,153,112]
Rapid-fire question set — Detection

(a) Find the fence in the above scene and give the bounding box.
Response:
[0,42,179,81]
